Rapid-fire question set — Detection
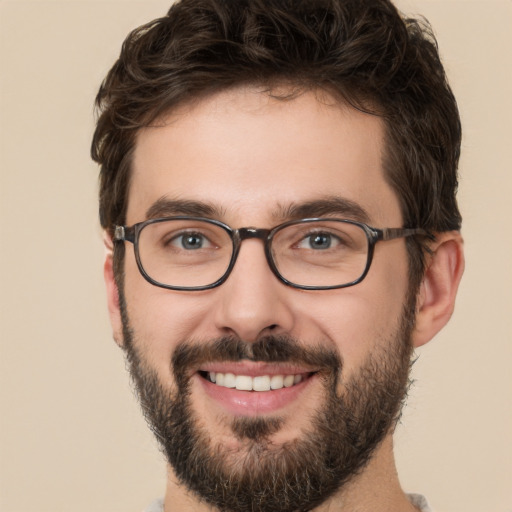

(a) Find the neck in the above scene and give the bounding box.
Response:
[312,435,421,512]
[163,434,421,512]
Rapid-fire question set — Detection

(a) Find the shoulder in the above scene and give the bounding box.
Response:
[142,498,164,512]
[408,493,434,512]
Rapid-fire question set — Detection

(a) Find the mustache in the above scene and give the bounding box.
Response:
[171,335,342,376]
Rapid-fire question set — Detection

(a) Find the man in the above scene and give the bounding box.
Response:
[91,0,464,510]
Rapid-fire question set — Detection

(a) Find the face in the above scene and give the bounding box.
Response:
[112,87,417,511]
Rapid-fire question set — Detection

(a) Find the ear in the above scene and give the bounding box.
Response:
[412,231,465,348]
[103,232,124,347]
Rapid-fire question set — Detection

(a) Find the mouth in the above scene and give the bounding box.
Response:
[195,363,318,416]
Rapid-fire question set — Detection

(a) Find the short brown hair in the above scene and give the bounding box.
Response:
[91,0,462,284]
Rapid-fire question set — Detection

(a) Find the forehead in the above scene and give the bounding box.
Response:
[128,87,401,226]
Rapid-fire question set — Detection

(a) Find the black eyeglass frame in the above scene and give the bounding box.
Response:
[113,216,430,291]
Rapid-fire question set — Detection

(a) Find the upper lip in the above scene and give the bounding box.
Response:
[197,361,317,377]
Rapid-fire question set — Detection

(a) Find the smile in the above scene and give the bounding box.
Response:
[196,363,318,415]
[204,371,306,391]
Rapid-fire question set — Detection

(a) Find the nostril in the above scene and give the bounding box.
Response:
[268,324,278,330]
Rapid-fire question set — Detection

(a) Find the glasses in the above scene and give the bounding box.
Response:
[113,217,428,291]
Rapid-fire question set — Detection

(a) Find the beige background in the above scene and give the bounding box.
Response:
[0,0,510,511]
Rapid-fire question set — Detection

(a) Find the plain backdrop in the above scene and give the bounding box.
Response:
[0,1,511,511]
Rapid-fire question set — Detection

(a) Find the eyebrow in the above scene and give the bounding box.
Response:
[144,195,371,225]
[145,197,225,220]
[273,196,371,224]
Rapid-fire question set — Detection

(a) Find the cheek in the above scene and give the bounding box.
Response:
[123,251,231,379]
[122,254,201,376]
[296,295,392,371]
[297,245,410,372]
[367,239,411,309]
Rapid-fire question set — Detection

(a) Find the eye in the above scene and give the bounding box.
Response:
[170,232,212,250]
[297,232,339,250]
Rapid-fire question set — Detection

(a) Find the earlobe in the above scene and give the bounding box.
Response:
[412,231,465,348]
[103,233,124,347]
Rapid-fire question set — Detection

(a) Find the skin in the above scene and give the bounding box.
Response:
[104,87,464,511]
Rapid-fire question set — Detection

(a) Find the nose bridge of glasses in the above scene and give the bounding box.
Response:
[236,227,271,242]
[231,227,276,277]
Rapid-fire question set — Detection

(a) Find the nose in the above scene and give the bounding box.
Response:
[213,238,295,342]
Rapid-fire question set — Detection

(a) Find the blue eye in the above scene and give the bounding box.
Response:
[172,232,209,250]
[308,233,332,250]
[296,232,338,250]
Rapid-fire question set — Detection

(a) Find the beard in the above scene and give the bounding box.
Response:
[119,294,415,512]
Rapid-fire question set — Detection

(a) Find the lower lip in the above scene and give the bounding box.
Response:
[197,374,315,416]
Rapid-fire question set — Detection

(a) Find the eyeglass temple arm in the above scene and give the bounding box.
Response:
[379,227,434,241]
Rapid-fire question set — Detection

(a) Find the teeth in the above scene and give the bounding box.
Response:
[270,375,284,389]
[253,375,271,391]
[207,372,305,391]
[283,375,295,387]
[223,373,236,388]
[235,375,253,391]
